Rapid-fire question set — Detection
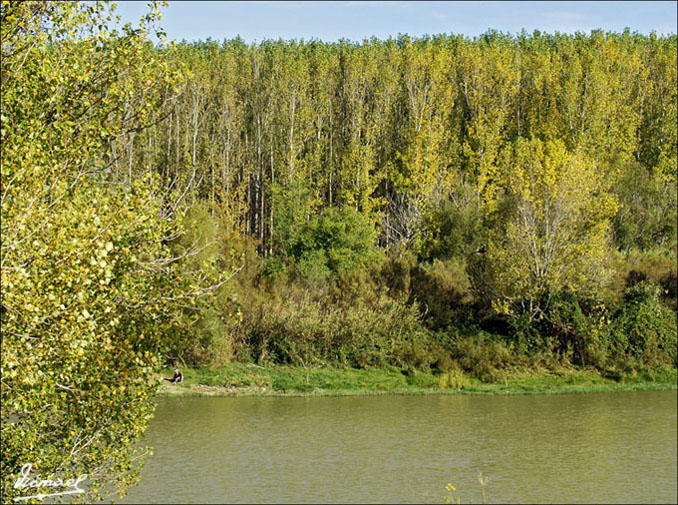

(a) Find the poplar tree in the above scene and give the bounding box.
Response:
[0,2,196,501]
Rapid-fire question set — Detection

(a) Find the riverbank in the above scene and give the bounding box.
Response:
[156,363,677,397]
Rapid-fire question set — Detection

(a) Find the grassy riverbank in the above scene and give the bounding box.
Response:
[156,363,677,397]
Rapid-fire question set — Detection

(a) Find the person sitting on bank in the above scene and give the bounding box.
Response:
[164,369,183,385]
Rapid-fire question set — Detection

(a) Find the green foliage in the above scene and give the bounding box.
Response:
[121,31,676,264]
[379,252,417,298]
[440,332,515,383]
[1,177,174,503]
[485,138,618,320]
[115,33,675,384]
[540,292,610,368]
[636,34,678,182]
[290,206,377,280]
[410,259,475,330]
[261,255,290,281]
[0,2,192,502]
[607,248,677,307]
[164,202,230,364]
[421,182,485,261]
[611,162,677,252]
[605,282,678,367]
[438,368,467,389]
[270,180,317,256]
[239,290,436,370]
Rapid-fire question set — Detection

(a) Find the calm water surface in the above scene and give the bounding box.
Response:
[122,390,677,504]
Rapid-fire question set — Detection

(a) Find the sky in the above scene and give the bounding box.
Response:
[113,1,678,43]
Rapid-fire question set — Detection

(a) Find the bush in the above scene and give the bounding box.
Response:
[297,248,333,284]
[438,368,467,389]
[541,292,610,368]
[608,249,677,308]
[605,282,678,367]
[379,252,417,298]
[421,182,484,261]
[237,292,437,370]
[438,332,515,382]
[165,202,230,365]
[290,206,378,278]
[410,258,475,330]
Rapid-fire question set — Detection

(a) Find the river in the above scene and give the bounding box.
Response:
[121,390,677,504]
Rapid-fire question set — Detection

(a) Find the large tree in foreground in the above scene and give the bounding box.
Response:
[0,2,195,502]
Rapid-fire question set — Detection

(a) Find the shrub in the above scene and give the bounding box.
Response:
[607,248,677,308]
[410,258,475,330]
[237,292,436,370]
[297,248,333,285]
[605,282,678,367]
[438,368,466,389]
[166,202,230,365]
[379,252,417,298]
[261,255,289,281]
[290,206,378,278]
[440,332,514,381]
[541,292,610,368]
[421,182,484,261]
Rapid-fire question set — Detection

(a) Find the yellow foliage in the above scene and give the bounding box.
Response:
[486,138,618,317]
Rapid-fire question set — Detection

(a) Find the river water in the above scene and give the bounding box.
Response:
[121,390,677,504]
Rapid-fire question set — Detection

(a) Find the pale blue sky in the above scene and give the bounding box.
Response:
[114,1,677,43]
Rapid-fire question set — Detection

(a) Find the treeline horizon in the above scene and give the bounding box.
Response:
[121,30,676,253]
[146,26,678,49]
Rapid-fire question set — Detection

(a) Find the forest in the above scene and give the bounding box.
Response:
[130,28,678,375]
[1,1,676,502]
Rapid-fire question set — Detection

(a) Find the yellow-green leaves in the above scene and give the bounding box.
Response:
[1,1,184,502]
[486,138,619,319]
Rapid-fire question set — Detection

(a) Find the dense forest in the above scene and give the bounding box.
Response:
[132,29,677,373]
[1,1,676,502]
